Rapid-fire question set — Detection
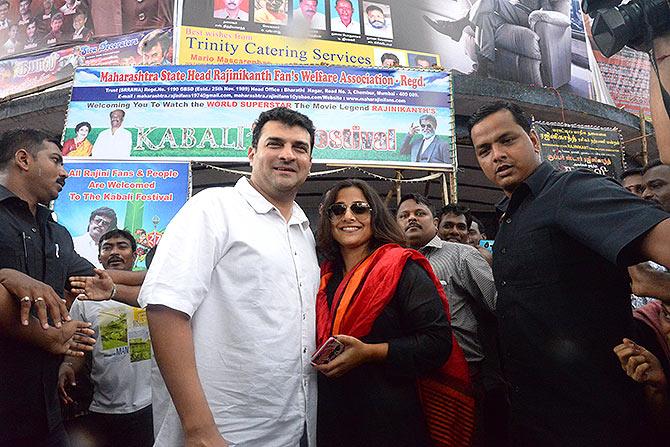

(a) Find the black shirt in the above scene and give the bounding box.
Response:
[318,260,452,447]
[493,162,669,446]
[0,185,93,442]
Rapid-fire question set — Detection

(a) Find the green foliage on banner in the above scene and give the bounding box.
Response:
[124,190,145,234]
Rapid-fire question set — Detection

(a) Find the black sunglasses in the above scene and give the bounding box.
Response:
[327,201,372,220]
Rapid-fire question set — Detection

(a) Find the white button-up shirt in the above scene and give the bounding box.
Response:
[72,233,102,268]
[138,177,319,447]
[91,127,132,159]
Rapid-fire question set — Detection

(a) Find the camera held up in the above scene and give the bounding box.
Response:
[582,0,670,57]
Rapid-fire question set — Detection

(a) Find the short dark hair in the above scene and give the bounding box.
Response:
[620,167,643,181]
[0,129,57,169]
[51,11,63,21]
[467,101,532,140]
[415,55,430,64]
[88,206,118,231]
[436,204,472,229]
[317,179,405,263]
[642,159,666,175]
[251,107,315,153]
[470,215,486,235]
[381,53,399,64]
[336,0,352,7]
[75,121,91,133]
[110,109,125,118]
[398,193,434,216]
[98,228,137,254]
[366,4,383,15]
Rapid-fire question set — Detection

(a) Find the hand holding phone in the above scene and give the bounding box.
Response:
[311,336,344,366]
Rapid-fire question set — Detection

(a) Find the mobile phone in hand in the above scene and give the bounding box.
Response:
[311,337,344,366]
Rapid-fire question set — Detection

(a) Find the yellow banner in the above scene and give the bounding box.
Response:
[177,26,439,68]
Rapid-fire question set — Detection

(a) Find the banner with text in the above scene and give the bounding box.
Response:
[1,28,173,100]
[534,121,624,178]
[176,0,592,98]
[53,161,191,270]
[64,64,455,169]
[0,0,172,61]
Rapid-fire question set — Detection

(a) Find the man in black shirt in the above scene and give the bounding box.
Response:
[468,101,670,446]
[0,129,141,446]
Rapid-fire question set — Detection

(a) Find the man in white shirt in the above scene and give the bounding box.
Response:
[399,114,452,164]
[139,107,319,447]
[293,0,325,30]
[214,0,248,20]
[331,0,360,34]
[72,206,117,268]
[59,229,153,447]
[92,109,133,159]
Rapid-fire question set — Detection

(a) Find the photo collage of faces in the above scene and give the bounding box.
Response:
[209,0,392,40]
[0,0,172,60]
[199,0,438,68]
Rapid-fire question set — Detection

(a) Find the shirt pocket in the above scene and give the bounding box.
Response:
[506,228,560,287]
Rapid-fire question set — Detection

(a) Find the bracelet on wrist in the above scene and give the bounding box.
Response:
[109,284,117,300]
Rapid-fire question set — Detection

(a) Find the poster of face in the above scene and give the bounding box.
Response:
[0,0,173,60]
[53,160,191,269]
[176,0,593,97]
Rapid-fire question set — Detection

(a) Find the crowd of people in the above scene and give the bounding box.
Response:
[0,102,669,447]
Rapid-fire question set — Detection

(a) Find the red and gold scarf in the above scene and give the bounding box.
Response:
[316,244,475,447]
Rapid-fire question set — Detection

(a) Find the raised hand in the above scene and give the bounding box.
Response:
[69,268,114,301]
[614,338,667,390]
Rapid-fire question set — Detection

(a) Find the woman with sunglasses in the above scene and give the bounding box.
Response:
[314,179,473,447]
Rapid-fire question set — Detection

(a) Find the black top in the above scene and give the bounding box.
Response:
[0,185,94,442]
[493,162,669,446]
[317,260,452,447]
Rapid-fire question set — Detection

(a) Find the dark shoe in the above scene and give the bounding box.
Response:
[423,14,468,41]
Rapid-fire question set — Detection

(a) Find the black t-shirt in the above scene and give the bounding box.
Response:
[0,185,94,441]
[318,259,452,447]
[493,162,669,446]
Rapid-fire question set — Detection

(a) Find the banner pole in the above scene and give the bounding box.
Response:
[639,110,648,166]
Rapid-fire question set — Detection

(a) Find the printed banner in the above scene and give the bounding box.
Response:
[0,0,172,60]
[0,44,79,97]
[534,121,624,178]
[177,0,592,97]
[78,28,174,67]
[0,28,174,99]
[53,160,191,269]
[64,64,456,169]
[1,28,173,100]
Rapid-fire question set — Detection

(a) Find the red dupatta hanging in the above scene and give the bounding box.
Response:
[316,244,475,447]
